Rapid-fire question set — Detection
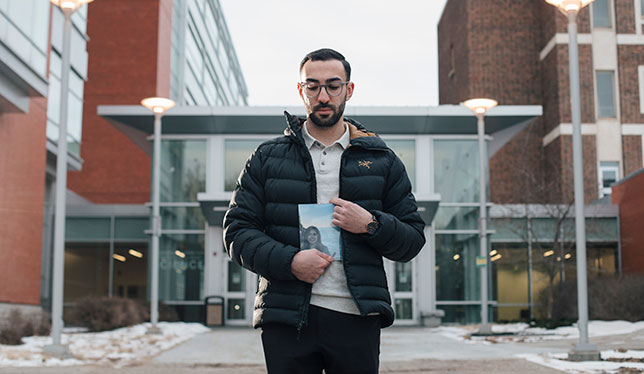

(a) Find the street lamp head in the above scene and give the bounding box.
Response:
[141,97,176,115]
[50,0,94,11]
[463,98,498,115]
[544,0,594,13]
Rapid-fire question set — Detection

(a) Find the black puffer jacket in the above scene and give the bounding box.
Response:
[223,112,425,329]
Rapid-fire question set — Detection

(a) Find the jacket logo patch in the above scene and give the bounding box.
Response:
[358,160,373,169]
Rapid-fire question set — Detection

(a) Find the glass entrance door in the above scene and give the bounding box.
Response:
[384,258,418,324]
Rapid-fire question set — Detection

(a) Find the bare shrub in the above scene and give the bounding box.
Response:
[0,309,51,345]
[67,297,180,332]
[68,297,147,332]
[541,274,644,322]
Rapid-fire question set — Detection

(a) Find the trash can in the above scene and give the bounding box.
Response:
[204,296,225,327]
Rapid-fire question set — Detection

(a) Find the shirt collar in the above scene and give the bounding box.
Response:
[302,121,350,150]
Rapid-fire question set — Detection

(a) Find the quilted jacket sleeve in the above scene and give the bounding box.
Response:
[362,151,426,262]
[222,146,299,281]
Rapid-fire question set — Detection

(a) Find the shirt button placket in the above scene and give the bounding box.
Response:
[321,148,327,169]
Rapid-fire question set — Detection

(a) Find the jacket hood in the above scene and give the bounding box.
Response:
[283,111,388,150]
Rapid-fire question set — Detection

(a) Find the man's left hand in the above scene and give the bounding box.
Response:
[330,197,372,234]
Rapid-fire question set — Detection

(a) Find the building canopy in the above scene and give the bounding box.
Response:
[98,104,542,227]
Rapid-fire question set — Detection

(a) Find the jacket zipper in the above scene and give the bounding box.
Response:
[291,128,317,338]
[285,115,388,323]
[338,144,365,316]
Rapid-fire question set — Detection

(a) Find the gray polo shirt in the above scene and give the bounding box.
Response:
[302,122,361,315]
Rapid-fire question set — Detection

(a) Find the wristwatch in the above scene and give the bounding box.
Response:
[366,215,380,235]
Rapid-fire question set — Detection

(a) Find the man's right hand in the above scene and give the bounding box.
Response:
[291,249,334,283]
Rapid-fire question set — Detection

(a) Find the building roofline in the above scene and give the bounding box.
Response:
[97,104,542,137]
[613,167,644,188]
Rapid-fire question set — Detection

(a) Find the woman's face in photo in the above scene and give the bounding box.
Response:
[307,230,319,244]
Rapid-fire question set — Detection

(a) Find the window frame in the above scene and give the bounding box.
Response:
[595,70,617,119]
[591,0,613,29]
[598,161,620,197]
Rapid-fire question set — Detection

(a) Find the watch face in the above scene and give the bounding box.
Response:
[367,221,379,235]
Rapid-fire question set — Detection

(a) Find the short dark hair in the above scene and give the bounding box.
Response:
[299,48,351,81]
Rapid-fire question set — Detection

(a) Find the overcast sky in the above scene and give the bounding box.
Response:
[219,0,448,107]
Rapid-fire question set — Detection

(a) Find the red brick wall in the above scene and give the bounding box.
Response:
[439,0,600,205]
[544,136,564,203]
[559,135,599,203]
[439,0,542,105]
[539,45,594,135]
[538,1,558,49]
[438,0,469,104]
[618,45,644,124]
[543,135,598,204]
[612,169,644,273]
[67,0,173,203]
[0,97,48,305]
[540,49,562,135]
[558,45,595,125]
[490,118,545,203]
[623,135,643,176]
[615,0,637,34]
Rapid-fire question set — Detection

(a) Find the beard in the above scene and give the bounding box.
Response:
[306,96,347,128]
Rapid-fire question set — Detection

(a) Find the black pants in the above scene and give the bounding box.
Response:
[261,305,381,374]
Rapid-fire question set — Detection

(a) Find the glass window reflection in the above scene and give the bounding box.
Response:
[490,245,529,321]
[64,243,110,302]
[433,140,479,203]
[159,234,204,301]
[161,206,206,230]
[395,299,413,320]
[592,0,611,28]
[113,244,148,301]
[224,139,265,191]
[114,218,148,240]
[386,139,416,191]
[435,233,480,301]
[395,262,412,292]
[434,206,479,230]
[439,305,481,324]
[227,261,245,292]
[596,71,616,118]
[160,140,207,202]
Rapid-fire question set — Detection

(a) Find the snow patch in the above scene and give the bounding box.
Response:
[0,322,209,368]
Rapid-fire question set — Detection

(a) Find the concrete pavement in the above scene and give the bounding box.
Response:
[1,325,643,373]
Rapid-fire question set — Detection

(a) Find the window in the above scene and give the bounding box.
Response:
[433,139,480,203]
[160,139,207,202]
[385,139,416,191]
[224,139,265,191]
[159,234,204,301]
[599,161,619,197]
[46,51,85,157]
[592,0,612,28]
[596,71,616,118]
[641,0,644,17]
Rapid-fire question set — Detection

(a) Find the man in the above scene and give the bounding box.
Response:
[223,48,425,373]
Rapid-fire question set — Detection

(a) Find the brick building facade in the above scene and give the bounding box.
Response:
[1,0,248,317]
[439,0,644,280]
[439,0,644,207]
[66,0,173,204]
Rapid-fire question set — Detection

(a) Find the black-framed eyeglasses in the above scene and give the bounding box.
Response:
[299,81,350,98]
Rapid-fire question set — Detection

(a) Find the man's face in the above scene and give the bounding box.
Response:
[298,59,354,128]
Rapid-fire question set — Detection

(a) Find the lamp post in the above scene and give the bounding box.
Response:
[141,97,175,334]
[45,0,94,359]
[463,98,497,335]
[544,0,600,361]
